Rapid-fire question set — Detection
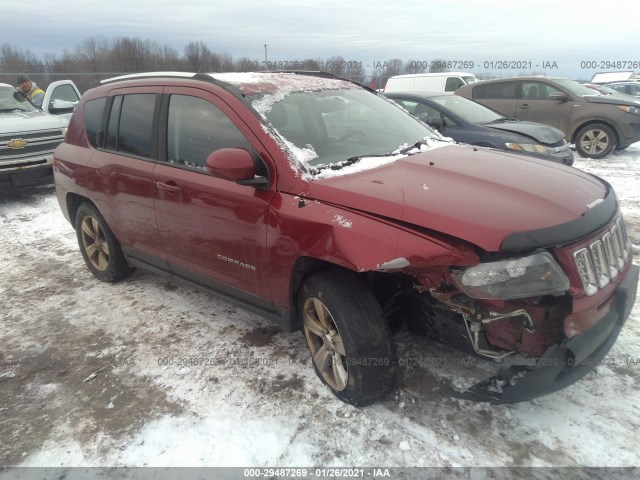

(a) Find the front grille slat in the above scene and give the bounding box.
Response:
[0,130,64,142]
[573,215,632,296]
[0,142,62,158]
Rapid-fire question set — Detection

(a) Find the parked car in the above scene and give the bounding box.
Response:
[456,76,640,158]
[54,72,638,406]
[582,83,620,95]
[384,72,478,93]
[385,91,573,165]
[1,80,80,189]
[603,81,640,98]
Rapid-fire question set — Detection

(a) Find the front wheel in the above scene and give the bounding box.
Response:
[574,123,616,159]
[297,269,398,406]
[75,203,134,282]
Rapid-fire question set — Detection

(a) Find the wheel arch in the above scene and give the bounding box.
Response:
[570,119,620,145]
[65,193,97,230]
[288,256,427,331]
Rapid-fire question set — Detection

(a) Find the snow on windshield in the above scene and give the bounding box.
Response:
[214,73,451,180]
[211,72,355,115]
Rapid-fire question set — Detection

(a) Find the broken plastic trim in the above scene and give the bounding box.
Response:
[445,264,638,404]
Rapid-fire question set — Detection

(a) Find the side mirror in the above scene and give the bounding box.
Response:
[205,148,269,189]
[549,92,569,102]
[49,99,77,115]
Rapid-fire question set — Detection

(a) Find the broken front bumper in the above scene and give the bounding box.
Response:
[448,263,639,404]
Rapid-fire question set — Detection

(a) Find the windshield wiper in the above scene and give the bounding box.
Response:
[398,137,449,154]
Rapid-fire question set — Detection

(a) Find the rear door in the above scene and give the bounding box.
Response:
[472,81,518,118]
[152,87,275,306]
[86,88,165,267]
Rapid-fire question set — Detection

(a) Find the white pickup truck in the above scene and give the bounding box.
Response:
[0,80,81,189]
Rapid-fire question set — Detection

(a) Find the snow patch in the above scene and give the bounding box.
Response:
[332,215,352,228]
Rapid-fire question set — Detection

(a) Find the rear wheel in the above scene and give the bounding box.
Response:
[574,123,616,159]
[297,269,398,406]
[75,203,134,282]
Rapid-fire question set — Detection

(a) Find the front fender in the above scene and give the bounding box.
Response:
[266,193,478,308]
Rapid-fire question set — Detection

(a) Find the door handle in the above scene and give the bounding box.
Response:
[156,181,181,193]
[519,104,530,109]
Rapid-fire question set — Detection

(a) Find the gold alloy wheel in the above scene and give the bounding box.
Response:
[80,215,110,271]
[302,297,348,391]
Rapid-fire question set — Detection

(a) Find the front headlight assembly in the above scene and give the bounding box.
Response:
[504,142,549,155]
[451,251,570,300]
[617,105,640,115]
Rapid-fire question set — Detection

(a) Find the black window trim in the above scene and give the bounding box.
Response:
[95,93,161,164]
[156,92,270,183]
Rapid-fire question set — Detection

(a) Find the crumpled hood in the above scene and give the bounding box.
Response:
[304,145,608,252]
[0,110,68,134]
[487,121,564,145]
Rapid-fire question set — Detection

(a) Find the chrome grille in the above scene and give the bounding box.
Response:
[0,141,62,158]
[0,130,63,142]
[574,216,632,296]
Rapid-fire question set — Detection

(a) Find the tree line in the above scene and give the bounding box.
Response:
[0,37,453,92]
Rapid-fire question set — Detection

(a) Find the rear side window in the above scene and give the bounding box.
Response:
[83,97,106,148]
[445,77,465,92]
[104,94,157,158]
[165,95,252,170]
[475,82,517,99]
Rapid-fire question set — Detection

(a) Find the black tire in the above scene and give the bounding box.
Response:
[297,269,398,406]
[574,123,616,159]
[75,203,134,282]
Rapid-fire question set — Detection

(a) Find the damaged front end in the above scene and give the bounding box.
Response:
[388,215,639,404]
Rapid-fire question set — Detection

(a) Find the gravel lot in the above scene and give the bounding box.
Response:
[1,147,639,473]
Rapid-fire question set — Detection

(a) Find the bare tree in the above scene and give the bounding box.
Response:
[379,58,404,88]
[0,43,41,85]
[429,58,449,73]
[300,58,321,71]
[184,41,222,72]
[403,59,426,74]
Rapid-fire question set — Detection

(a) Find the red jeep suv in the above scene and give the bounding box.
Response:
[53,72,638,406]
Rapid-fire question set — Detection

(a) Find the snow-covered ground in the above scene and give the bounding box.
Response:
[1,145,639,473]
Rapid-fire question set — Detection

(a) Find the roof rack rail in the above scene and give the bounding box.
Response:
[100,71,197,84]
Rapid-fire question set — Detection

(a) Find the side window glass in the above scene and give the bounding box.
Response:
[166,95,252,170]
[106,96,123,151]
[521,82,561,100]
[50,84,80,103]
[412,102,440,118]
[445,77,465,92]
[117,94,156,158]
[475,82,516,99]
[83,97,106,149]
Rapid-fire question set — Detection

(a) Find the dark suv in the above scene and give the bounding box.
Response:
[457,76,640,159]
[54,72,638,405]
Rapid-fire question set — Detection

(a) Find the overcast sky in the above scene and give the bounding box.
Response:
[5,0,637,79]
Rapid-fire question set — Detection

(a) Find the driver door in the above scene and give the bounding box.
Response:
[152,87,275,306]
[41,80,81,118]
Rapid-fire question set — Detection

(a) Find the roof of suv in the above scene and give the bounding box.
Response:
[100,71,364,96]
